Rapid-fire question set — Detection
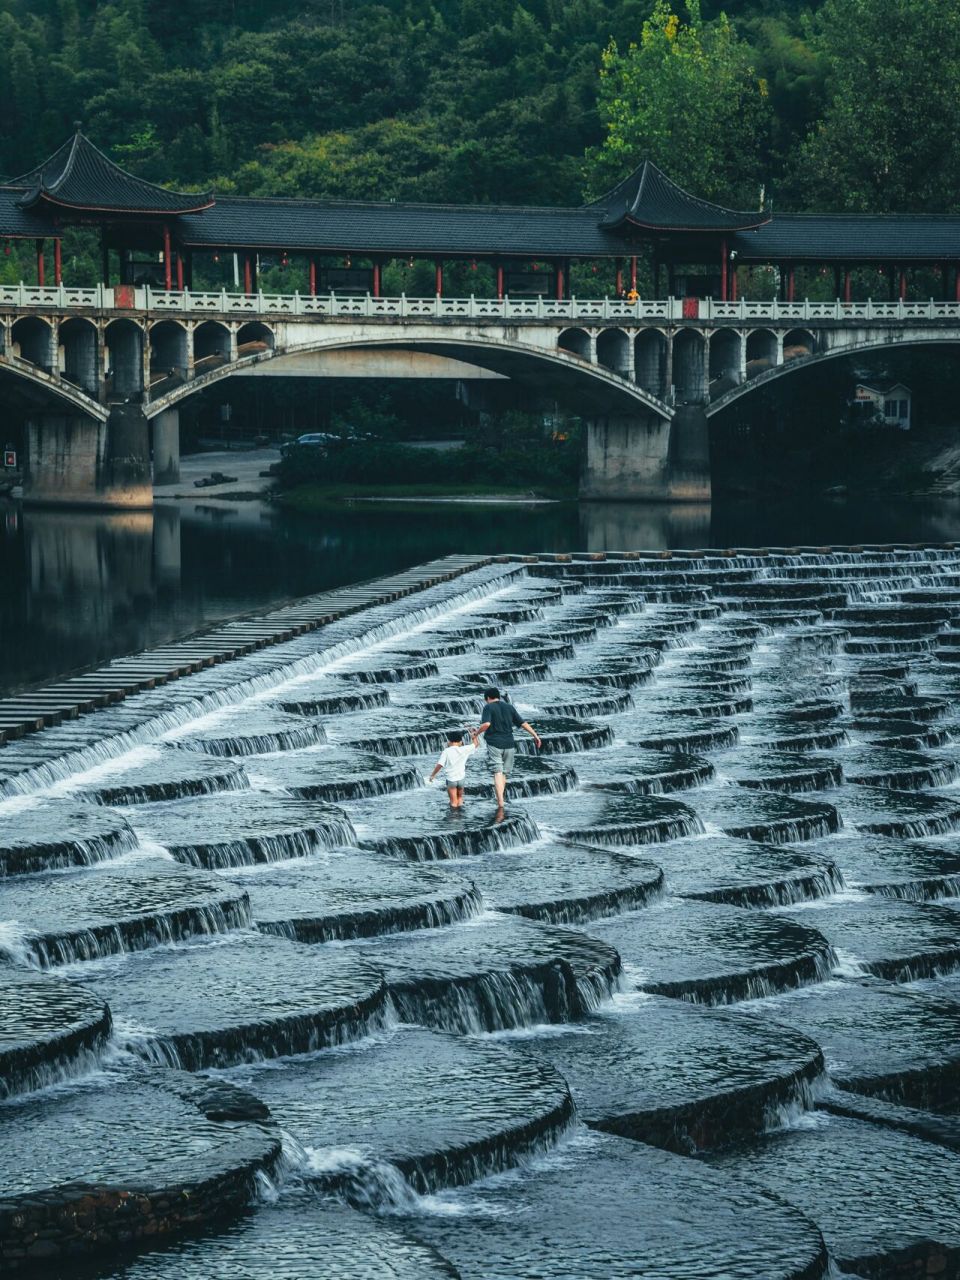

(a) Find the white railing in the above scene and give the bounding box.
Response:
[1,282,960,324]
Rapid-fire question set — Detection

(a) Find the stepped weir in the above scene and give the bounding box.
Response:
[6,547,960,1275]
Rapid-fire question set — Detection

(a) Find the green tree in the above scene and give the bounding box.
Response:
[585,0,772,207]
[793,0,960,211]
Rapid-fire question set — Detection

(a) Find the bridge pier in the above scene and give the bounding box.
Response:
[152,408,180,485]
[580,408,711,503]
[22,406,152,509]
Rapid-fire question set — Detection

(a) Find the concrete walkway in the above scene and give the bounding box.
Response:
[154,448,281,499]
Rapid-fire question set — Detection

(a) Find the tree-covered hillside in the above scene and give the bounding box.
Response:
[0,0,958,212]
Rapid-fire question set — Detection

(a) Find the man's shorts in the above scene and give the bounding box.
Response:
[487,745,516,776]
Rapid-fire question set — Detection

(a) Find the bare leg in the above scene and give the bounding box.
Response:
[447,785,459,809]
[493,770,506,807]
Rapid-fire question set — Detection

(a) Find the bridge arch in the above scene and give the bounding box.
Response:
[149,320,189,381]
[746,328,778,372]
[105,318,145,398]
[674,328,707,403]
[635,329,668,399]
[783,328,816,360]
[59,316,99,395]
[144,332,674,422]
[11,316,55,373]
[596,327,632,378]
[194,320,231,366]
[709,328,742,388]
[237,321,275,354]
[708,334,960,418]
[0,354,107,420]
[558,327,592,360]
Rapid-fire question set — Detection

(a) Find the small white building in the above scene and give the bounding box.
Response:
[852,381,912,429]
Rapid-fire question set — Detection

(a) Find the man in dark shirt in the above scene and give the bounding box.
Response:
[476,686,542,810]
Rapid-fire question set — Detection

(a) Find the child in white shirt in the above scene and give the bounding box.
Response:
[428,729,479,809]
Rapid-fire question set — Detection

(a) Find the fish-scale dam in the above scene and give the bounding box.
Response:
[5,546,960,1276]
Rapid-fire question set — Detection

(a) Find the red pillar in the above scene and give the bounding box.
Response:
[372,260,381,298]
[556,263,564,301]
[496,264,504,299]
[787,266,795,302]
[53,238,62,286]
[615,259,623,295]
[176,251,184,292]
[955,265,960,302]
[36,239,45,286]
[844,269,852,303]
[163,225,172,290]
[730,268,738,302]
[309,258,317,295]
[720,239,728,302]
[435,260,443,296]
[899,267,907,301]
[630,255,638,293]
[243,254,253,295]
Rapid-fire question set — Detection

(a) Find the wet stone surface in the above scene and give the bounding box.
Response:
[462,841,663,924]
[519,996,824,1152]
[774,895,960,982]
[829,783,960,837]
[407,1130,829,1280]
[67,934,388,1070]
[588,900,834,1003]
[350,788,540,860]
[706,1112,960,1275]
[169,707,327,757]
[349,915,621,1033]
[0,802,138,876]
[0,858,251,966]
[275,677,391,715]
[226,849,480,941]
[0,1068,281,1268]
[222,1026,573,1194]
[244,746,421,801]
[127,795,357,868]
[524,791,704,847]
[82,1196,458,1280]
[798,831,960,898]
[681,788,842,844]
[571,747,715,794]
[0,970,110,1098]
[461,754,578,798]
[738,979,960,1106]
[650,836,843,906]
[69,751,250,806]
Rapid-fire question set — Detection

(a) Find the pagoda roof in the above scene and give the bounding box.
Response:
[10,131,213,216]
[594,160,769,233]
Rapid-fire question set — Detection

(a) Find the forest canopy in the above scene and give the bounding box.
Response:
[0,0,958,213]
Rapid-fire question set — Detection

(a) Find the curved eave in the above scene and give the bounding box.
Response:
[609,214,772,234]
[18,191,215,216]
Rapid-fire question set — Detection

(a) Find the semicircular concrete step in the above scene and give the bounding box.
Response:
[230,850,480,941]
[587,900,834,1004]
[0,970,110,1099]
[168,707,327,757]
[0,858,250,966]
[463,841,663,924]
[76,1196,458,1280]
[275,677,391,715]
[524,995,824,1152]
[651,836,843,907]
[73,935,388,1070]
[521,791,704,848]
[572,747,715,795]
[350,789,539,861]
[69,750,250,806]
[405,1130,829,1280]
[0,1067,281,1276]
[245,746,421,802]
[128,795,357,869]
[0,802,138,876]
[349,915,620,1033]
[225,1026,573,1196]
[706,1111,960,1278]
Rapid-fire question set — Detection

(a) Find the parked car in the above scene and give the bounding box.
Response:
[279,432,339,457]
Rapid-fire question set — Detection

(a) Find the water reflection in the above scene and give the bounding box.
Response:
[4,491,960,694]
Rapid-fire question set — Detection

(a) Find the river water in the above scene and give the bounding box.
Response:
[4,492,960,695]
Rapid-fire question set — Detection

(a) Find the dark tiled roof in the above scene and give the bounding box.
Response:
[11,132,212,216]
[733,215,960,261]
[0,188,57,238]
[594,161,768,232]
[178,196,633,257]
